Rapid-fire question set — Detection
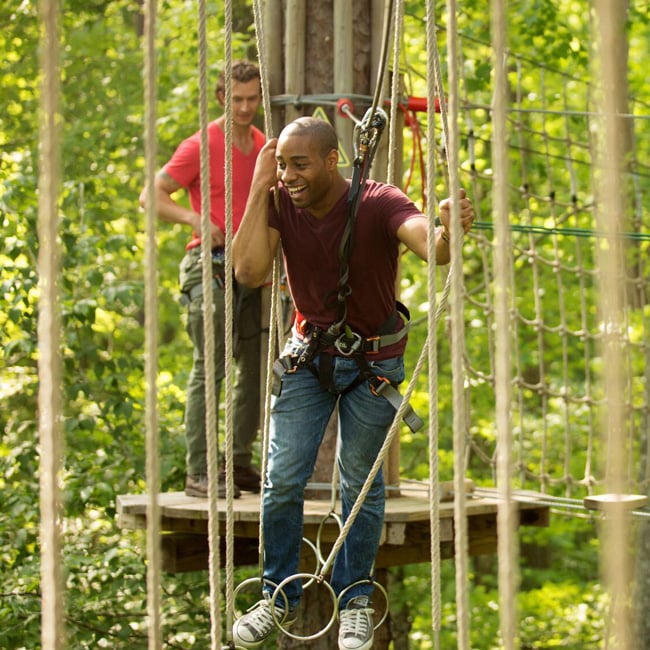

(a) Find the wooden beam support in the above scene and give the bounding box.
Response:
[116,486,550,574]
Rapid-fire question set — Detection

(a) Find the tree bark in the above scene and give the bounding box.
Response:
[274,4,396,647]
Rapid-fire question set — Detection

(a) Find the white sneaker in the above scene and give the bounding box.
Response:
[232,595,296,648]
[338,595,374,650]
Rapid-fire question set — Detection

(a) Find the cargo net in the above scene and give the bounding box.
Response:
[405,35,650,505]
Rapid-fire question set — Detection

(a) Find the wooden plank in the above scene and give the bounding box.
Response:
[117,489,550,530]
[116,486,550,574]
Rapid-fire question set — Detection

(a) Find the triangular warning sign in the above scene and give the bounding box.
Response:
[312,106,352,168]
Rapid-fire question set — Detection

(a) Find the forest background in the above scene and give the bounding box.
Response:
[1,0,649,648]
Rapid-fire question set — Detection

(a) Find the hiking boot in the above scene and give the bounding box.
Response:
[218,463,262,493]
[338,595,374,650]
[184,474,241,499]
[232,595,297,648]
[233,464,262,493]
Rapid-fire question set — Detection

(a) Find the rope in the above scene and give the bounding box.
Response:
[250,0,278,588]
[386,0,403,187]
[446,0,649,501]
[594,2,633,647]
[369,0,396,125]
[491,3,518,649]
[196,1,222,646]
[142,0,162,647]
[425,3,442,646]
[318,0,405,579]
[220,1,240,646]
[252,0,274,136]
[37,0,65,647]
[442,2,472,648]
[470,221,650,241]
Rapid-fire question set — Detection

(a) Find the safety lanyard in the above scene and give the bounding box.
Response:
[328,107,389,339]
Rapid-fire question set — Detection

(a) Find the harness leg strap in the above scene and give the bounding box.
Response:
[318,352,335,393]
[370,378,424,433]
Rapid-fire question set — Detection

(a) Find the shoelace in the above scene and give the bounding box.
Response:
[242,600,288,635]
[339,606,374,637]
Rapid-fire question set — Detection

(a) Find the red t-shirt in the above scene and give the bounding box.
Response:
[268,180,424,358]
[164,121,265,248]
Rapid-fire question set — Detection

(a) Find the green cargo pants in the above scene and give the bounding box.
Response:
[179,247,261,476]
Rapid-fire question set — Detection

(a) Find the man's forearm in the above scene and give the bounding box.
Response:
[233,186,276,286]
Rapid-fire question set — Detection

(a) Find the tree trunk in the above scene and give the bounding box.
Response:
[270,3,398,647]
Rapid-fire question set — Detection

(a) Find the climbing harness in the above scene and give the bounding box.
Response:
[179,250,225,305]
[272,301,423,434]
[270,104,424,434]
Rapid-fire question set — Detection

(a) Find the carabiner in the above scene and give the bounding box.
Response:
[334,332,362,356]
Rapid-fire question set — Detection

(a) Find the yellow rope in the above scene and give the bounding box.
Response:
[37,0,65,647]
[142,0,163,647]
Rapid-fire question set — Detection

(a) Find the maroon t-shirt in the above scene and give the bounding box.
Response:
[268,180,424,358]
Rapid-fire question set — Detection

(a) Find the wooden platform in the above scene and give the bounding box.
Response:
[117,483,550,573]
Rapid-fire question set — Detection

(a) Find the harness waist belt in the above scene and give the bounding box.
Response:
[295,302,411,356]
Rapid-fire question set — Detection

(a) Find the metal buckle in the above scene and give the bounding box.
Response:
[365,335,380,354]
[334,332,362,356]
[369,375,391,397]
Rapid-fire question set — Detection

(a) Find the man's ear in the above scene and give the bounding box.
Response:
[326,148,339,170]
[216,91,225,107]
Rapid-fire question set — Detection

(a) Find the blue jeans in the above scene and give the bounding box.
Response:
[261,337,405,609]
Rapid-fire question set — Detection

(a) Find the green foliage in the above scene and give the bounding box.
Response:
[1,0,649,648]
[1,0,258,647]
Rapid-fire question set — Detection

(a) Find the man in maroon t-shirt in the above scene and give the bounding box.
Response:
[231,116,475,650]
[139,60,265,499]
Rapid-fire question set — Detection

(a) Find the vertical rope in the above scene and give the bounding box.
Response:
[250,0,274,580]
[425,5,442,648]
[221,0,237,643]
[252,0,274,135]
[37,0,64,648]
[444,1,471,647]
[386,0,403,187]
[142,0,162,647]
[539,67,576,497]
[593,1,631,647]
[490,2,518,649]
[196,1,222,647]
[423,0,444,633]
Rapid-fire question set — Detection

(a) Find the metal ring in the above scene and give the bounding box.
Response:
[232,575,289,620]
[337,577,389,630]
[270,573,338,641]
[300,536,322,589]
[315,511,342,565]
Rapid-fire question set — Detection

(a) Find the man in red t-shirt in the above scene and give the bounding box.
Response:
[139,60,265,499]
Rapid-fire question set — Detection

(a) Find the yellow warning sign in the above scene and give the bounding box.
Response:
[312,106,352,168]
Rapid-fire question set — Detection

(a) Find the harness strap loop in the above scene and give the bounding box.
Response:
[367,375,424,433]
